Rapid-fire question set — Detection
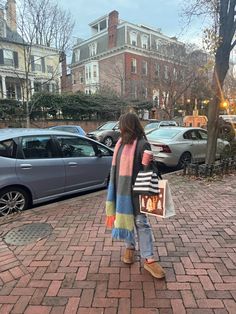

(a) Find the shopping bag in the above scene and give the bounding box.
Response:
[133,170,159,195]
[139,179,175,218]
[133,161,162,195]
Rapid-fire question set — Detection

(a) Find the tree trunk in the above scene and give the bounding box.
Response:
[205,47,230,165]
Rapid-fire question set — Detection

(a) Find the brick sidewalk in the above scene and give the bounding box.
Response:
[0,173,235,314]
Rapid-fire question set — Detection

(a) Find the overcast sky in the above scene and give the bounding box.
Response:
[58,0,207,47]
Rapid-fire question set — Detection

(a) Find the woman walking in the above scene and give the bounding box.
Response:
[105,112,165,279]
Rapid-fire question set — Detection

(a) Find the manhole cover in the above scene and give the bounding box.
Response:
[3,223,53,246]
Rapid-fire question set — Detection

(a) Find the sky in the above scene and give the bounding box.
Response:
[58,0,207,47]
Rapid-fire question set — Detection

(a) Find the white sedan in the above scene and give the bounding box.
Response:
[147,127,230,168]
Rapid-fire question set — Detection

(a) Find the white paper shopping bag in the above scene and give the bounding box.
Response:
[139,179,175,218]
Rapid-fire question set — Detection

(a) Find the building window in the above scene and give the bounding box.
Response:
[89,42,97,57]
[0,50,18,68]
[141,35,148,49]
[131,58,137,73]
[79,73,84,83]
[74,49,80,62]
[142,60,147,75]
[34,82,42,92]
[164,65,169,79]
[173,67,178,80]
[155,64,160,77]
[155,39,160,51]
[130,81,137,99]
[93,65,97,78]
[130,31,137,46]
[34,56,43,72]
[142,87,148,98]
[47,65,54,74]
[3,50,14,66]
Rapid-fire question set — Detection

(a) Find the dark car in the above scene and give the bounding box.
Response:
[0,128,113,216]
[49,125,86,136]
[87,121,120,147]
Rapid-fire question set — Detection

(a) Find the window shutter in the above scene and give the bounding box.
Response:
[0,49,3,64]
[13,51,18,68]
[31,55,35,71]
[41,57,45,72]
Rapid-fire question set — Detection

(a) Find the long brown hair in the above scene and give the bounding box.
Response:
[119,112,146,144]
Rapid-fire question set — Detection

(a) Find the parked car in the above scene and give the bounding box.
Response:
[0,128,113,216]
[49,125,86,136]
[87,121,120,147]
[144,120,178,133]
[146,127,230,168]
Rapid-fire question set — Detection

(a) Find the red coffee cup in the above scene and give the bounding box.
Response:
[142,150,153,166]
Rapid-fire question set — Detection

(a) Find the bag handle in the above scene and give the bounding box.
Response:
[150,161,163,180]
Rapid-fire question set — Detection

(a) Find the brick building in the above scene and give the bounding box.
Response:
[70,10,187,109]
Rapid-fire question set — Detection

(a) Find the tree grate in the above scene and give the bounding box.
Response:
[2,223,53,246]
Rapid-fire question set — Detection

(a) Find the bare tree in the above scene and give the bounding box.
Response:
[11,0,75,127]
[151,43,212,119]
[182,0,236,164]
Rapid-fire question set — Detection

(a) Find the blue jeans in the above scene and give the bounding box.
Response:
[125,214,154,259]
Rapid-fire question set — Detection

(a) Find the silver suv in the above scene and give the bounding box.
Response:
[87,121,120,147]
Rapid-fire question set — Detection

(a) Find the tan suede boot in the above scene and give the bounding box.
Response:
[144,261,165,279]
[123,248,135,264]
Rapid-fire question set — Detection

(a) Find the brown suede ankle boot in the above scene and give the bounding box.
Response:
[144,261,165,279]
[123,248,135,264]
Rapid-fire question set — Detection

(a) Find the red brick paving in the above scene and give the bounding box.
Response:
[0,172,235,313]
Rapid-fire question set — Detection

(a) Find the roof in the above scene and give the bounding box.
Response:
[0,24,25,45]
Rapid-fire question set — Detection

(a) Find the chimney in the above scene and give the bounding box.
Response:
[6,0,17,32]
[108,10,119,49]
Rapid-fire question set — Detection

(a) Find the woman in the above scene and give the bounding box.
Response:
[105,112,165,279]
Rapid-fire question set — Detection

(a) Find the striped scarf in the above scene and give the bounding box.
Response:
[105,138,137,242]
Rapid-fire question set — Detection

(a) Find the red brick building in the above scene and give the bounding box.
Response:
[69,11,186,110]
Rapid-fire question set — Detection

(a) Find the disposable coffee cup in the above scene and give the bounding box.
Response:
[142,150,153,166]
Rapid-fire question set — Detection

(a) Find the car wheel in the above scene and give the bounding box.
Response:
[177,152,192,169]
[0,187,30,216]
[103,136,113,147]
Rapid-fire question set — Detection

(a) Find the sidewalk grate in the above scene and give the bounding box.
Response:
[2,222,53,246]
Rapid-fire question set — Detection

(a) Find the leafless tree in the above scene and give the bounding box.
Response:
[15,0,75,127]
[182,0,236,165]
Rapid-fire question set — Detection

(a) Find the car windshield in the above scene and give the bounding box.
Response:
[98,122,117,130]
[147,128,181,140]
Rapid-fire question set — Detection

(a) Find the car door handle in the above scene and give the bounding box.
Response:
[20,164,32,169]
[68,162,77,167]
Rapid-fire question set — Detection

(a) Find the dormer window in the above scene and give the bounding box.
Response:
[74,49,80,62]
[141,35,148,49]
[130,31,137,46]
[89,42,97,57]
[155,39,160,51]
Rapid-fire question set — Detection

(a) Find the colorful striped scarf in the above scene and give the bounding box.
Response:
[105,138,137,242]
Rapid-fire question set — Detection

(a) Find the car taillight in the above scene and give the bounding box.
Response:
[152,144,172,153]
